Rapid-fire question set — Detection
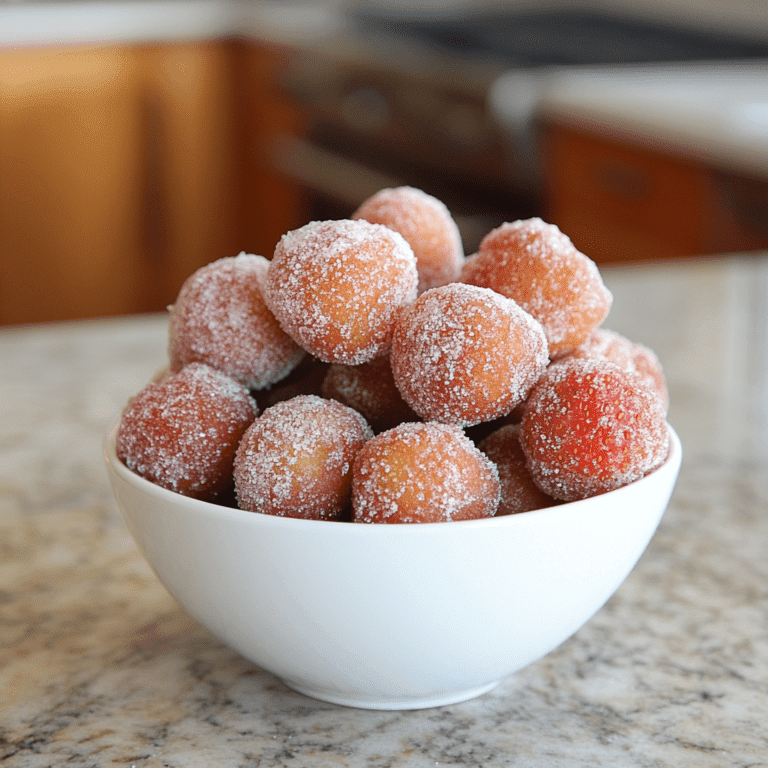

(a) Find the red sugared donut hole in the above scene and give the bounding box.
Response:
[554,328,669,413]
[116,363,258,500]
[520,358,669,501]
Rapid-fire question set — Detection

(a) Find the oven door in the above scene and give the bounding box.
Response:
[265,49,539,254]
[267,129,536,255]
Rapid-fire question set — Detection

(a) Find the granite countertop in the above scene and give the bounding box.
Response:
[2,254,768,767]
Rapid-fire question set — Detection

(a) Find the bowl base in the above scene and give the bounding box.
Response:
[280,678,503,710]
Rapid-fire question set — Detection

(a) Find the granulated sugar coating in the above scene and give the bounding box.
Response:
[352,422,500,523]
[520,358,669,502]
[116,363,258,500]
[321,356,419,433]
[352,186,464,294]
[555,328,669,413]
[461,218,612,358]
[477,424,558,515]
[234,395,373,520]
[168,253,305,390]
[390,283,548,427]
[264,219,418,364]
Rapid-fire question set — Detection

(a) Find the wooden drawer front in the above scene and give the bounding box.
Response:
[542,124,768,263]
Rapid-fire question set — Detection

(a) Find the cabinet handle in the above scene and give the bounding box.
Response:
[266,133,498,249]
[266,134,403,208]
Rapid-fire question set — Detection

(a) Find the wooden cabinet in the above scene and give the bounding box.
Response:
[541,122,768,263]
[231,39,310,261]
[0,41,250,326]
[0,46,148,324]
[137,41,241,310]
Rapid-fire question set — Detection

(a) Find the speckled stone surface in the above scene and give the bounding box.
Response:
[2,255,768,767]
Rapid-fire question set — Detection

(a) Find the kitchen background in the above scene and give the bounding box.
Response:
[1,0,767,326]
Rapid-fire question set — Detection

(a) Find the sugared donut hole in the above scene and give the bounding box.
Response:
[116,363,258,500]
[461,218,612,358]
[352,422,500,524]
[520,358,669,502]
[321,356,419,433]
[169,253,306,391]
[477,424,558,515]
[390,283,548,427]
[121,190,669,521]
[264,219,418,364]
[234,395,373,520]
[554,328,669,413]
[352,186,464,294]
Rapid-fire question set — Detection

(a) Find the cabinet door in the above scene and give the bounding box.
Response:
[542,123,768,263]
[0,47,151,324]
[541,123,710,262]
[231,40,310,260]
[0,40,307,325]
[136,41,240,304]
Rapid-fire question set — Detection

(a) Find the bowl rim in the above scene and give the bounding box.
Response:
[104,421,682,534]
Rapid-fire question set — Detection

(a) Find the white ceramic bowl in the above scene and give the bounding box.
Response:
[105,424,681,710]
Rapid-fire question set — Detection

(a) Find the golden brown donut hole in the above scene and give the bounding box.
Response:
[352,422,500,523]
[234,395,373,520]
